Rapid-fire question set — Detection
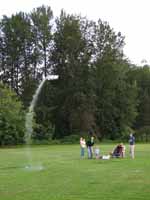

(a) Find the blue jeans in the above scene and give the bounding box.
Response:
[81,147,85,157]
[87,146,92,159]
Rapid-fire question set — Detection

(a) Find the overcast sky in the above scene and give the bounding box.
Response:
[0,0,150,65]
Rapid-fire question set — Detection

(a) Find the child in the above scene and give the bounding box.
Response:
[94,146,100,159]
[80,137,86,158]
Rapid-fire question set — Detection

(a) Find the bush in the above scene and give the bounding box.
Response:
[60,134,80,144]
[0,83,25,146]
[32,138,61,145]
[135,126,150,142]
[32,123,54,140]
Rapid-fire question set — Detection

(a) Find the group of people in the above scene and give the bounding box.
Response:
[80,133,135,159]
[80,136,95,159]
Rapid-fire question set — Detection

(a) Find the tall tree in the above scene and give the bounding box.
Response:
[0,12,33,96]
[51,11,95,138]
[30,5,53,77]
[128,65,150,129]
[93,20,138,139]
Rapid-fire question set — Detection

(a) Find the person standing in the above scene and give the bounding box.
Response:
[90,136,94,154]
[129,133,135,159]
[86,140,93,159]
[94,146,100,159]
[80,137,86,158]
[86,136,94,159]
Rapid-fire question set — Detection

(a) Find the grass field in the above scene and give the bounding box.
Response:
[0,144,150,200]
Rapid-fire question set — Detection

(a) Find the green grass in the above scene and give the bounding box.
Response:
[0,144,150,200]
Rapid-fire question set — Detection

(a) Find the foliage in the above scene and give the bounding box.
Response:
[0,6,147,143]
[60,134,80,144]
[30,5,53,77]
[0,83,25,145]
[135,126,150,142]
[51,12,96,138]
[93,21,138,139]
[128,65,150,139]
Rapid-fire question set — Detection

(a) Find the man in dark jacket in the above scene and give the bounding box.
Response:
[86,137,94,159]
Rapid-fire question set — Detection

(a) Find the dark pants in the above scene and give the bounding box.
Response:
[87,146,92,159]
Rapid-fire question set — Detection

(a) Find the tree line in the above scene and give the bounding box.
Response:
[0,5,150,145]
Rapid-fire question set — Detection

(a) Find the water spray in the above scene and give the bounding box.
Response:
[24,75,58,170]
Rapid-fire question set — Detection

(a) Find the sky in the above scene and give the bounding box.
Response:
[0,0,150,65]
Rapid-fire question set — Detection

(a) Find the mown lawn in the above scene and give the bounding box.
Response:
[0,144,150,200]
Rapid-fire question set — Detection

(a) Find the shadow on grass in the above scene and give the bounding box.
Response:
[0,165,45,172]
[0,165,26,170]
[93,158,129,165]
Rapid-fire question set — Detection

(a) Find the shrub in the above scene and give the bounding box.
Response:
[0,83,25,145]
[60,134,80,144]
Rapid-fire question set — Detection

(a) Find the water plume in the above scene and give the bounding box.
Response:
[24,75,58,170]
